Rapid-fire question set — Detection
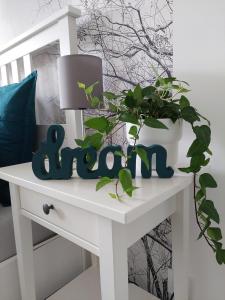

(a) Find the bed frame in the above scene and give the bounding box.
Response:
[0,6,87,300]
[0,5,83,145]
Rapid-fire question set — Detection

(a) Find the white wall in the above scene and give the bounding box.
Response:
[174,1,225,299]
[0,0,43,46]
[0,0,83,46]
[1,0,225,298]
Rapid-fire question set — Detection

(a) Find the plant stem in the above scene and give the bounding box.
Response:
[115,178,120,200]
[115,122,143,199]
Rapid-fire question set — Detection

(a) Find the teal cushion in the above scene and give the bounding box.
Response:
[0,71,37,206]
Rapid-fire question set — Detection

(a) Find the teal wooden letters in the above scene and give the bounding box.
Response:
[32,125,174,180]
[127,145,174,178]
[32,125,68,179]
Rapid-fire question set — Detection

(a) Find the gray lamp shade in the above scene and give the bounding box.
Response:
[57,54,103,110]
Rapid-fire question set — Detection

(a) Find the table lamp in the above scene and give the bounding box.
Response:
[57,54,103,110]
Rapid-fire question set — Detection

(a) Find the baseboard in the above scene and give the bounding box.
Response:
[0,236,84,300]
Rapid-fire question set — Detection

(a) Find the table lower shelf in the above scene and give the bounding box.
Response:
[47,264,159,300]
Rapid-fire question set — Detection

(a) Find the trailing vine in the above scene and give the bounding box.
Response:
[76,78,225,265]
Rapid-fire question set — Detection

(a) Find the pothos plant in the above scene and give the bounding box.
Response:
[76,78,225,265]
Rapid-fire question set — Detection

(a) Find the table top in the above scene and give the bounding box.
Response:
[0,163,192,224]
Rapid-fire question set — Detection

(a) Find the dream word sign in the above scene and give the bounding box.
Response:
[32,125,174,180]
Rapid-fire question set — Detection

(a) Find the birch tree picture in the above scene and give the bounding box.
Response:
[36,0,173,298]
[78,0,173,91]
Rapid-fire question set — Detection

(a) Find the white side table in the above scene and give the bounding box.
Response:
[0,163,192,300]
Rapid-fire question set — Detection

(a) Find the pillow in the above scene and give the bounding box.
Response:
[0,71,37,206]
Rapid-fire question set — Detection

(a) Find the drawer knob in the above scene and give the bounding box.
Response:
[43,204,54,215]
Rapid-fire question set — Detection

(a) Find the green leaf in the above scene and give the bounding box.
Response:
[133,84,143,102]
[88,133,103,150]
[195,189,205,202]
[181,106,200,124]
[142,86,156,97]
[129,126,138,139]
[108,193,121,200]
[177,87,190,93]
[144,117,168,129]
[157,77,176,88]
[96,177,113,191]
[78,133,103,150]
[126,186,139,196]
[114,150,124,157]
[163,77,177,84]
[75,138,84,147]
[177,79,190,86]
[85,82,98,95]
[135,146,149,170]
[179,95,190,109]
[213,241,222,251]
[105,121,116,135]
[216,248,225,265]
[187,139,208,157]
[124,93,137,108]
[108,102,118,113]
[85,117,109,133]
[193,125,211,147]
[198,218,211,240]
[172,84,190,93]
[199,214,208,223]
[207,227,222,241]
[199,200,220,224]
[202,158,210,166]
[104,91,118,100]
[85,152,95,169]
[90,96,100,108]
[119,168,135,197]
[190,154,206,172]
[119,112,139,125]
[199,173,217,189]
[179,167,192,173]
[77,82,85,89]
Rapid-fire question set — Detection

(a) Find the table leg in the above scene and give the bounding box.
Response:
[172,186,191,300]
[98,217,129,300]
[10,183,36,300]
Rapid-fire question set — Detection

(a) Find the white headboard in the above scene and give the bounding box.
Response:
[0,5,83,147]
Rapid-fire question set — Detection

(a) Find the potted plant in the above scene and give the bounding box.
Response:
[76,77,225,265]
[126,118,183,172]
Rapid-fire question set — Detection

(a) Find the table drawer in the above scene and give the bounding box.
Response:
[20,187,99,246]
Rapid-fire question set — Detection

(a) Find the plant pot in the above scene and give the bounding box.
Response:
[126,119,183,172]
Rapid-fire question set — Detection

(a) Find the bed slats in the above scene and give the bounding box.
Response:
[0,65,8,85]
[23,54,32,76]
[11,60,19,83]
[0,54,32,87]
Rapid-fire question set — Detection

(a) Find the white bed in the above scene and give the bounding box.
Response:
[0,6,86,300]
